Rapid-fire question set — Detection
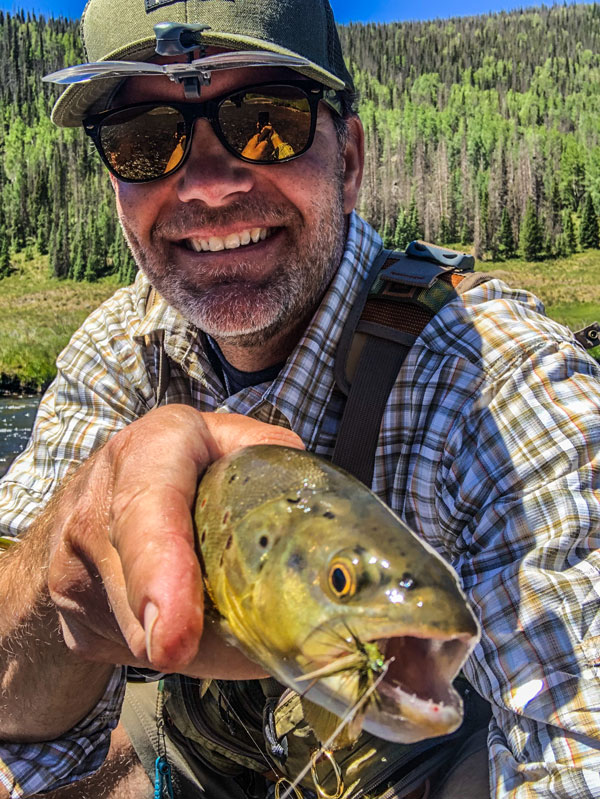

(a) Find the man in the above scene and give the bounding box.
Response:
[0,0,599,797]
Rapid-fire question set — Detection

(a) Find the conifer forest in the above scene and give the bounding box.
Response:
[1,3,600,283]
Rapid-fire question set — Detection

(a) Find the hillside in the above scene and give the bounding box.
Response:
[0,5,599,276]
[1,5,600,389]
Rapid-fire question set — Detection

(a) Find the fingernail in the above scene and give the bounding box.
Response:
[144,602,159,662]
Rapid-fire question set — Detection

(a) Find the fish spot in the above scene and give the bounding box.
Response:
[225,535,233,550]
[287,497,300,504]
[322,511,335,519]
[243,477,250,484]
[259,535,269,548]
[222,510,231,525]
[201,529,207,544]
[199,497,207,509]
[287,552,306,571]
[399,573,416,590]
[228,474,238,483]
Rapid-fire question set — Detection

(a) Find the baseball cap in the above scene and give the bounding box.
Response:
[49,0,354,127]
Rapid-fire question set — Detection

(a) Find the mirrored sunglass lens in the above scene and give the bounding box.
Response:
[98,105,186,180]
[218,86,312,162]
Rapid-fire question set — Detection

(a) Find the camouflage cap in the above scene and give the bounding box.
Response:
[51,0,354,127]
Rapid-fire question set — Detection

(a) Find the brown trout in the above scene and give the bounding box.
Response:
[194,445,480,745]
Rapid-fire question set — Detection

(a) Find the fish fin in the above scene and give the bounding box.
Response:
[300,697,364,750]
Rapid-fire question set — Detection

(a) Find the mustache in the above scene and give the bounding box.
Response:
[152,199,299,238]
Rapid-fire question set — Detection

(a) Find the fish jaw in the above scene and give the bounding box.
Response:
[291,618,479,744]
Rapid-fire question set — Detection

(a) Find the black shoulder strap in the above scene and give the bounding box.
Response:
[331,241,486,487]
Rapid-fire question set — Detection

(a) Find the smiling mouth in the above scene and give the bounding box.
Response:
[184,226,274,252]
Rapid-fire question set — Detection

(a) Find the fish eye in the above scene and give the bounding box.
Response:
[327,560,356,599]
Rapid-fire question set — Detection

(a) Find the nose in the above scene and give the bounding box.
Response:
[175,119,256,206]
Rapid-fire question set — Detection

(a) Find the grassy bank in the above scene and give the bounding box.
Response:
[0,254,123,393]
[480,250,600,332]
[1,248,599,393]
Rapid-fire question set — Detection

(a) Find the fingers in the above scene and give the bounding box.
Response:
[199,412,304,462]
[54,407,304,673]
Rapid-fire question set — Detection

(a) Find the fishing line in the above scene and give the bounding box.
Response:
[278,656,395,799]
[214,682,279,776]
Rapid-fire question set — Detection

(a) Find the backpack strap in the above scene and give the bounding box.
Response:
[332,241,492,486]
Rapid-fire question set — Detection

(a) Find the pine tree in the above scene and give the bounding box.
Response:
[116,236,137,284]
[394,208,413,250]
[408,199,422,241]
[36,208,50,255]
[519,199,544,261]
[459,218,472,245]
[50,212,70,278]
[70,232,85,281]
[0,236,10,278]
[564,209,577,253]
[497,208,516,259]
[382,218,393,248]
[83,218,104,281]
[438,216,452,244]
[579,193,599,250]
[556,210,577,256]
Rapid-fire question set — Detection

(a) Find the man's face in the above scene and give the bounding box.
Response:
[111,64,363,349]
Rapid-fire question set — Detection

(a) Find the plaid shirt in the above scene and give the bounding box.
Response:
[1,212,599,797]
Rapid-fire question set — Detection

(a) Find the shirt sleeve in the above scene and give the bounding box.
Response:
[0,667,127,798]
[438,317,600,797]
[0,284,153,796]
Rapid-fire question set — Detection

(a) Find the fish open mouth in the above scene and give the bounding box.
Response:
[296,626,477,744]
[365,634,470,740]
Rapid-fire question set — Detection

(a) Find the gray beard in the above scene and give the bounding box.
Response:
[120,168,347,348]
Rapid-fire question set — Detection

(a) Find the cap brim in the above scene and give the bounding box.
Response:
[51,34,347,127]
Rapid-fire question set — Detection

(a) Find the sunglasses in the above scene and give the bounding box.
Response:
[83,80,340,183]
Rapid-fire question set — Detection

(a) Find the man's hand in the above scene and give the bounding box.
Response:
[48,406,304,677]
[241,125,274,160]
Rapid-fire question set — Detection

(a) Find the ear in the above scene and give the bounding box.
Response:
[341,116,364,214]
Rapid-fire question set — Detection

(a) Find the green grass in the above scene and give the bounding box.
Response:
[1,248,600,393]
[477,250,600,330]
[0,254,123,392]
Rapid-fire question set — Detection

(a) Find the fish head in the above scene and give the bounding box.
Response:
[195,445,480,744]
[235,467,480,743]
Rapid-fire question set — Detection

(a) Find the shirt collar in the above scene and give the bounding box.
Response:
[132,211,383,445]
[220,211,383,449]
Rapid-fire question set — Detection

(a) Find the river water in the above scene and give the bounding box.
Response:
[0,396,40,478]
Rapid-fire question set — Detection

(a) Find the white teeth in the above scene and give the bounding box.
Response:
[208,237,224,252]
[188,227,269,252]
[224,233,241,249]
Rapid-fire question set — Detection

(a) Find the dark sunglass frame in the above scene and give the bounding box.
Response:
[83,79,336,183]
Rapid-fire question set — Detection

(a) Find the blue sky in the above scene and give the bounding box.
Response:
[0,0,591,24]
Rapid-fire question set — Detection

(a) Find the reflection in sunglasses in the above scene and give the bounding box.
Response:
[164,136,187,174]
[85,81,325,182]
[241,125,296,162]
